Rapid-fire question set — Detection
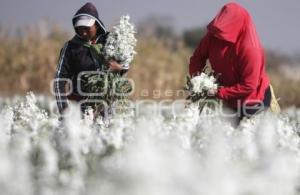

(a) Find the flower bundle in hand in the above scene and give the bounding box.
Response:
[104,15,137,69]
[186,72,218,103]
[185,69,219,113]
[81,15,136,118]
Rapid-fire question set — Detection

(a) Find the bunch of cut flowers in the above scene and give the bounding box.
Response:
[81,15,136,118]
[103,15,137,68]
[185,65,220,113]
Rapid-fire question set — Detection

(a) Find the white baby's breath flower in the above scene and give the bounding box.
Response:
[104,15,137,68]
[190,72,218,94]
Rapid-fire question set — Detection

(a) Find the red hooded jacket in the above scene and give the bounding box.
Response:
[189,2,269,109]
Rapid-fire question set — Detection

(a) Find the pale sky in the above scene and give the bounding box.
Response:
[1,0,300,55]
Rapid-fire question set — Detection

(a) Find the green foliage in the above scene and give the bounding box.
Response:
[81,72,133,115]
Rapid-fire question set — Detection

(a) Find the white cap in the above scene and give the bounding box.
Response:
[74,16,96,27]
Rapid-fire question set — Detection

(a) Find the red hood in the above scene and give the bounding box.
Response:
[207,2,261,49]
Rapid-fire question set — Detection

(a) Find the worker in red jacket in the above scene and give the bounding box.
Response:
[189,2,271,120]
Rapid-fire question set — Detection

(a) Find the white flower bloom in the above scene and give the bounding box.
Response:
[104,15,137,67]
[1,93,300,194]
[190,72,218,94]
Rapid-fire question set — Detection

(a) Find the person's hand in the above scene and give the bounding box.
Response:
[108,60,123,72]
[207,88,217,97]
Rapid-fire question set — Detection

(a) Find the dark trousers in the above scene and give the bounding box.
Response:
[238,86,271,123]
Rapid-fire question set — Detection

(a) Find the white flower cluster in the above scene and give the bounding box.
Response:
[190,72,218,94]
[1,93,300,194]
[104,15,137,69]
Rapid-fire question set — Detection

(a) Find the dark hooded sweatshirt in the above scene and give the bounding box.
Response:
[54,2,113,114]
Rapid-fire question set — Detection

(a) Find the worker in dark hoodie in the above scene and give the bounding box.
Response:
[54,2,128,117]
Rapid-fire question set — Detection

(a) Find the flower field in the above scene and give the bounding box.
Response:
[0,93,299,195]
